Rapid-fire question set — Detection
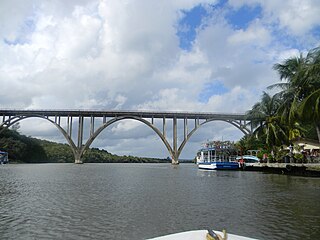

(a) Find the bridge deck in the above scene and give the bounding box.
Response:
[0,109,248,120]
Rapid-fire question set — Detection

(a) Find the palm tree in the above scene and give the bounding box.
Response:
[247,92,288,150]
[271,53,307,124]
[272,46,320,142]
[299,88,320,142]
[299,47,320,142]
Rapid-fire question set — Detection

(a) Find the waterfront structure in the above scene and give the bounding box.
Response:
[196,140,240,170]
[0,109,255,164]
[196,140,238,162]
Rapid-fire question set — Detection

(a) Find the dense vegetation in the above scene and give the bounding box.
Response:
[0,127,170,163]
[241,46,320,161]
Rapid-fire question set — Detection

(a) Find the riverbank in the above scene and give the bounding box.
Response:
[244,163,320,177]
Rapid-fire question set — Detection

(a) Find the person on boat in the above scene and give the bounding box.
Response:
[239,158,245,169]
[263,153,268,163]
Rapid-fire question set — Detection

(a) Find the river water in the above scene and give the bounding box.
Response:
[0,163,319,240]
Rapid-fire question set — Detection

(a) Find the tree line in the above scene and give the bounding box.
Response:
[0,127,170,163]
[240,46,320,161]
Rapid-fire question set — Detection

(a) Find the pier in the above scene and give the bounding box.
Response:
[244,163,320,177]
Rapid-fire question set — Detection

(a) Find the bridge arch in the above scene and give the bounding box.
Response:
[0,114,176,163]
[176,118,250,161]
[81,116,174,161]
[0,115,78,159]
[203,118,251,135]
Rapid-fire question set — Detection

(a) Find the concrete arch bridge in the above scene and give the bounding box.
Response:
[0,109,254,164]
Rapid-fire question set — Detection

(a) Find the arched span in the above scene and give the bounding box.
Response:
[1,115,78,157]
[81,115,174,160]
[0,116,21,129]
[177,118,249,160]
[204,119,251,135]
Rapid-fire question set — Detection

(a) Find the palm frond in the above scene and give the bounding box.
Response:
[267,82,289,90]
[299,89,320,121]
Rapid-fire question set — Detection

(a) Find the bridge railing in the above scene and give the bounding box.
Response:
[0,109,248,120]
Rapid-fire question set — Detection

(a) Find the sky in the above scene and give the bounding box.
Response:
[1,0,320,159]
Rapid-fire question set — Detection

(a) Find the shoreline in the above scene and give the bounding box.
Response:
[244,163,320,177]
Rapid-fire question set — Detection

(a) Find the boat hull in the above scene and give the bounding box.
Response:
[149,229,258,240]
[0,151,8,164]
[198,162,239,170]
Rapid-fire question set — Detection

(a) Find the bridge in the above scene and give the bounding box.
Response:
[0,109,254,164]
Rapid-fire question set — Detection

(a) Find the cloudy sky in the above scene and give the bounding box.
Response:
[1,0,319,159]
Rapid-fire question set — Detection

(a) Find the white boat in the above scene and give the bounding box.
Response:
[236,155,260,167]
[198,161,239,170]
[196,140,239,170]
[148,229,258,240]
[0,151,8,164]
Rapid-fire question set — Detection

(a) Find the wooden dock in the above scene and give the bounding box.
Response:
[244,163,320,177]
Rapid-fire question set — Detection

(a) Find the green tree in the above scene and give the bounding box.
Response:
[11,123,21,133]
[299,88,320,142]
[247,92,288,150]
[272,46,320,142]
[236,135,265,155]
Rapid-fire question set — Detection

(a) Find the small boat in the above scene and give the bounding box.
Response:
[196,140,239,170]
[148,229,258,240]
[0,151,9,164]
[236,155,260,167]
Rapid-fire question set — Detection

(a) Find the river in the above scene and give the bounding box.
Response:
[0,163,319,240]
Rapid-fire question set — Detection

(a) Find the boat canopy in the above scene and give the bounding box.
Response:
[236,155,260,162]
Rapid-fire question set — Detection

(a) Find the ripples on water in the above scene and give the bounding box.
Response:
[0,163,319,240]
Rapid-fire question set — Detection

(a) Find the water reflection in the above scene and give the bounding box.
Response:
[0,163,319,240]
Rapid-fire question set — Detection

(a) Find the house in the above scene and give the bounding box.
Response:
[292,138,320,162]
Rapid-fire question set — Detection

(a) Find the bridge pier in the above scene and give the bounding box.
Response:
[172,117,179,165]
[73,150,84,164]
[171,157,179,165]
[75,158,83,164]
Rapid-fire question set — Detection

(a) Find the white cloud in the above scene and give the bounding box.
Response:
[228,0,320,36]
[274,48,300,62]
[0,0,318,159]
[206,86,254,113]
[228,21,271,46]
[265,0,320,35]
[194,14,276,96]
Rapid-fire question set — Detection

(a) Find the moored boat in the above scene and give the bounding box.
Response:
[0,151,9,164]
[198,161,239,170]
[236,155,260,168]
[196,140,239,170]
